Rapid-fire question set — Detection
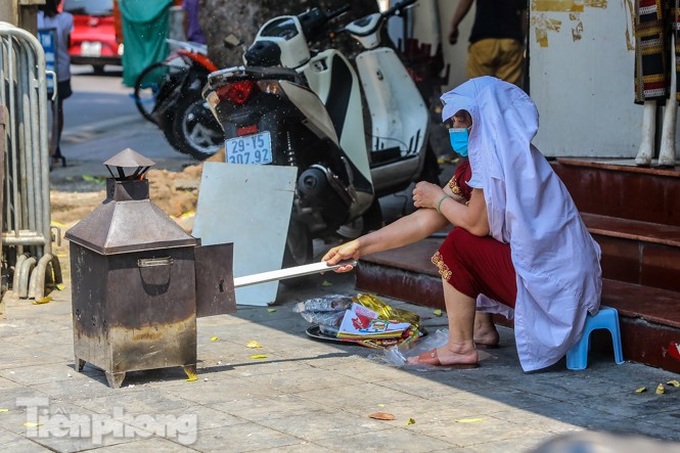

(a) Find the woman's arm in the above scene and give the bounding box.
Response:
[439,188,489,236]
[322,206,449,269]
[412,182,489,236]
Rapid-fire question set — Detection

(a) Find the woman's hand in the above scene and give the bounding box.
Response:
[322,240,360,272]
[412,181,446,210]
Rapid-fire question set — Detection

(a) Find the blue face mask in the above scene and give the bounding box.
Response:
[449,127,469,157]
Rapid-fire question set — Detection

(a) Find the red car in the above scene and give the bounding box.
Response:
[62,0,122,73]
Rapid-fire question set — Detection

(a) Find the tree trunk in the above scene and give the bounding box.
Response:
[198,0,379,68]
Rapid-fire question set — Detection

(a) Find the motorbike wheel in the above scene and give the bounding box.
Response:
[281,217,314,288]
[133,62,172,125]
[168,92,223,160]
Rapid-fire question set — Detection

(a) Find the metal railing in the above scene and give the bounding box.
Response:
[0,21,61,301]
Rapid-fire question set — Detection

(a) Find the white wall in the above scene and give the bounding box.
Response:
[529,1,640,157]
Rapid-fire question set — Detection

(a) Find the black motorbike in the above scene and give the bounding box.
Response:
[133,39,223,160]
[203,2,440,270]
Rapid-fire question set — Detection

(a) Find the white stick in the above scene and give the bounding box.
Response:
[233,260,357,288]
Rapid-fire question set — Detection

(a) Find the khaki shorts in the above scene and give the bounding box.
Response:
[467,38,525,87]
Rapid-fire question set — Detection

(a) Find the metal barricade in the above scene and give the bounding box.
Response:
[0,22,61,301]
[0,105,5,311]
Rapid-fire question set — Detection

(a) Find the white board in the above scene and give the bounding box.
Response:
[192,162,297,306]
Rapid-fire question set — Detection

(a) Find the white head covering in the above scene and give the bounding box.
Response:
[441,77,602,372]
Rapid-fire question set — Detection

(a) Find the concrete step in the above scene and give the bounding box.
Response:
[583,212,680,292]
[552,158,680,226]
[602,279,680,373]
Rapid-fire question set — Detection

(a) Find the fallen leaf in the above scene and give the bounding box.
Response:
[0,408,8,413]
[33,296,52,305]
[267,308,277,313]
[369,412,396,420]
[184,368,197,382]
[321,280,333,287]
[250,354,268,359]
[634,386,647,393]
[406,418,416,425]
[666,379,680,387]
[433,309,443,317]
[246,340,263,349]
[210,336,219,342]
[56,283,66,291]
[454,417,484,423]
[24,422,42,428]
[655,383,665,394]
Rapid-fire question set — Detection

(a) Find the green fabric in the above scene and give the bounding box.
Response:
[119,0,174,87]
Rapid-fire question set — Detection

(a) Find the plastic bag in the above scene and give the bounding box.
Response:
[293,294,353,313]
[377,329,450,370]
[372,328,494,371]
[297,310,345,328]
[293,294,352,330]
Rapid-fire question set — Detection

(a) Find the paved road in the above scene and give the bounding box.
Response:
[56,66,196,178]
[3,258,680,452]
[63,66,134,130]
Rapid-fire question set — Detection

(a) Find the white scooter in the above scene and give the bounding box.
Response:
[204,0,439,267]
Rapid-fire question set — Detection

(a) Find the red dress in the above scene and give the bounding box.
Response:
[431,159,517,308]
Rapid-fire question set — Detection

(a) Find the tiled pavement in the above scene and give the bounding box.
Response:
[1,268,680,452]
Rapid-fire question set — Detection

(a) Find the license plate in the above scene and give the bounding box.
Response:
[81,41,102,57]
[225,131,272,165]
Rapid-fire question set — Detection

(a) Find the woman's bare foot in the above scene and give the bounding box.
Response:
[474,329,500,348]
[407,346,478,368]
[473,313,500,348]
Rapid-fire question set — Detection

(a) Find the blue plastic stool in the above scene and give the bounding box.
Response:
[566,306,625,370]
